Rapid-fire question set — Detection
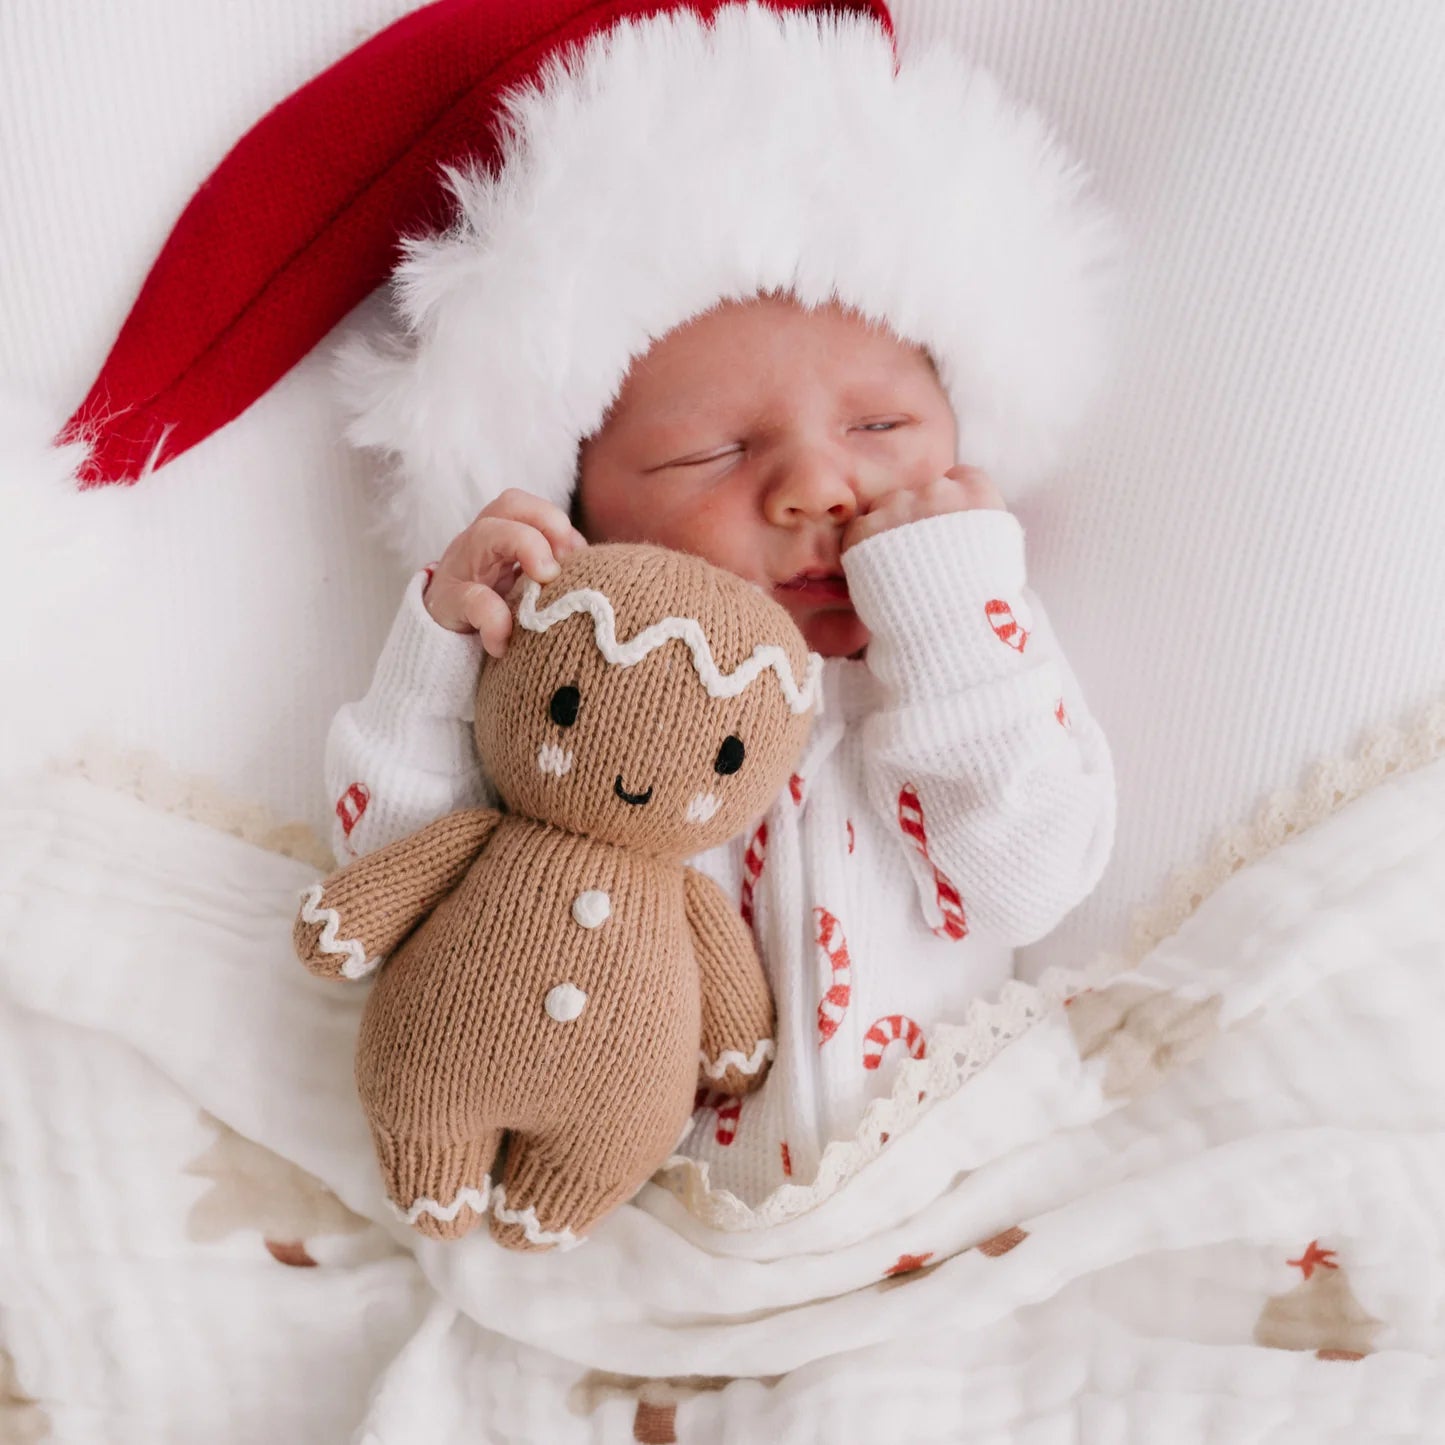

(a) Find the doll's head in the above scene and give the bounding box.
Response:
[474,543,820,859]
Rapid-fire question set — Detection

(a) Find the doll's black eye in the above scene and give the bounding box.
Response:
[549,686,581,728]
[714,735,745,774]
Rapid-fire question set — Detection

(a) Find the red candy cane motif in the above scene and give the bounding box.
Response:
[897,784,968,941]
[815,906,853,1045]
[739,820,768,927]
[780,1141,793,1177]
[1055,697,1069,728]
[335,782,371,854]
[788,773,804,805]
[985,598,1029,652]
[863,1015,927,1071]
[693,1087,741,1146]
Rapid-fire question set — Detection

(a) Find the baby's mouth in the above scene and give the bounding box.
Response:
[774,570,851,605]
[614,775,653,806]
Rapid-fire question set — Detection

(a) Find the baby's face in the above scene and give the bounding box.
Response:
[576,295,957,659]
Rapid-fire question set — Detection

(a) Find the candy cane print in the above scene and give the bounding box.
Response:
[334,781,371,854]
[739,820,768,927]
[862,1015,926,1071]
[815,906,853,1045]
[897,785,969,941]
[984,598,1029,652]
[692,1088,742,1146]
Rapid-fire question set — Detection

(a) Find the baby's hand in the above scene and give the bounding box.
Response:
[424,490,587,655]
[841,465,1006,554]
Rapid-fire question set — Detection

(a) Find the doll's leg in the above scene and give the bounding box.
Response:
[371,1123,502,1241]
[488,1113,679,1252]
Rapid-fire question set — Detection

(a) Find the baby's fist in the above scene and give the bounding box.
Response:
[425,489,587,655]
[842,465,1005,553]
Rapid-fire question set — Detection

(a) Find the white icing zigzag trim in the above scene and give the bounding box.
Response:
[298,884,380,980]
[490,1184,582,1251]
[698,1038,774,1079]
[517,579,821,714]
[394,1182,491,1227]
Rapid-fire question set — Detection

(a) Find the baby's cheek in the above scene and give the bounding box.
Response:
[638,490,767,585]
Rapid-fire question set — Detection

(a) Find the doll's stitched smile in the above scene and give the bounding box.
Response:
[614,775,654,806]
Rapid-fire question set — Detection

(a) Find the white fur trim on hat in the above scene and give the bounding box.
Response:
[339,2,1118,566]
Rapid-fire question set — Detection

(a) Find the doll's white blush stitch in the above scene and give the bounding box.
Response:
[537,743,574,777]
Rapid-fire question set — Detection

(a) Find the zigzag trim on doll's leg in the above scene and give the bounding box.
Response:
[490,1185,582,1251]
[392,1180,492,1227]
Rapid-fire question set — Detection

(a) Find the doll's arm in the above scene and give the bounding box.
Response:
[294,806,502,980]
[683,866,775,1096]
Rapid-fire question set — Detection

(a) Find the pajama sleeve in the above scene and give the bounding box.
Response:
[323,570,494,864]
[842,509,1116,947]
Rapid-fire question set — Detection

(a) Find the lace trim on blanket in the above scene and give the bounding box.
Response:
[48,742,334,871]
[1124,696,1445,962]
[655,694,1445,1230]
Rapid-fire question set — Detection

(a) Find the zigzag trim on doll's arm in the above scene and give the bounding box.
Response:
[698,1038,775,1080]
[297,883,382,980]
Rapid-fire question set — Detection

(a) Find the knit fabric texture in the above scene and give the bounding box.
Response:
[296,543,815,1247]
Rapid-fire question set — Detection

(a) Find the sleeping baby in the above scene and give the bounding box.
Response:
[318,0,1117,1215]
[327,290,1116,1207]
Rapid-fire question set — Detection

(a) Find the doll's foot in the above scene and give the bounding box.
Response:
[401,1183,491,1240]
[488,1183,580,1252]
[376,1129,500,1240]
[487,1133,605,1252]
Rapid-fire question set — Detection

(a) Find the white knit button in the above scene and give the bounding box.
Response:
[571,890,611,929]
[545,983,588,1023]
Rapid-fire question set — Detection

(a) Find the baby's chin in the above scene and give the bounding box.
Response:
[794,604,870,661]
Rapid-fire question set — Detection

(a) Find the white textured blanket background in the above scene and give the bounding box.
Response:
[3,743,1444,1441]
[4,2,1445,1442]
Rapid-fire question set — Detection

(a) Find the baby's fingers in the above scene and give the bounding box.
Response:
[467,517,568,589]
[487,488,587,560]
[461,584,514,658]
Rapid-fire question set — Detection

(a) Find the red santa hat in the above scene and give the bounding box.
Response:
[57,0,1115,565]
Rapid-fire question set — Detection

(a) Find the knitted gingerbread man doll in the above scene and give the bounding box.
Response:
[293,543,819,1250]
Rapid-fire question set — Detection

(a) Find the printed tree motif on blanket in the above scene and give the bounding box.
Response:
[1254,1241,1383,1360]
[570,1371,777,1444]
[185,1112,370,1265]
[0,1346,50,1445]
[1065,981,1223,1097]
[976,1225,1030,1257]
[876,1250,946,1294]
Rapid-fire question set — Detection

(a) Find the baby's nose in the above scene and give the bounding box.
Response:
[763,450,858,526]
